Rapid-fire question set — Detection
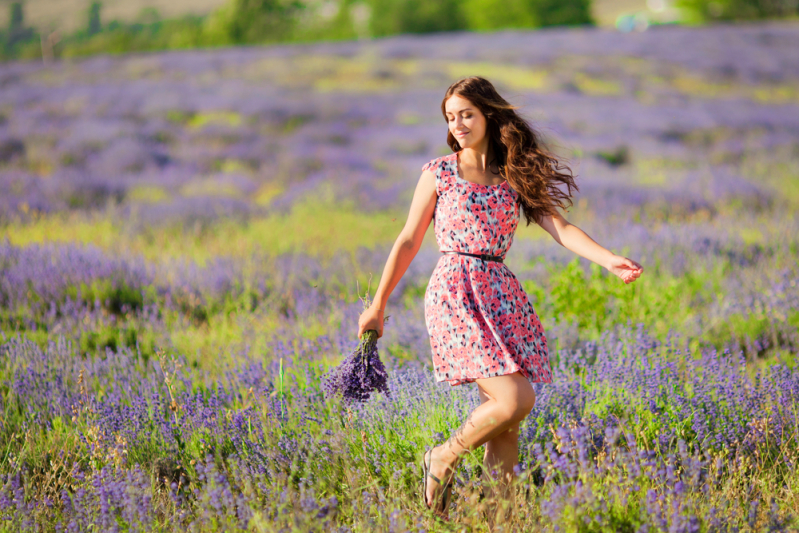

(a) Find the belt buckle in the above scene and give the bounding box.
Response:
[480,254,489,261]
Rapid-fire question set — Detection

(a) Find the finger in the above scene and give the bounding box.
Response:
[622,257,639,269]
[627,268,641,277]
[619,257,638,270]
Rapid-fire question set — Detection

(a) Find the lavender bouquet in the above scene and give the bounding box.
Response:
[321,292,390,404]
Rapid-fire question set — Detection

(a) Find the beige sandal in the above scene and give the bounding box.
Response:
[422,448,453,517]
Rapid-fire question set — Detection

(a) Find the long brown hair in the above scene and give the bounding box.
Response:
[441,76,579,226]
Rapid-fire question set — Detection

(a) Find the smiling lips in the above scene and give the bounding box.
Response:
[456,131,469,137]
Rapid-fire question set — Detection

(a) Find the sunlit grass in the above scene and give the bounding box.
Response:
[571,71,623,96]
[315,58,420,92]
[179,179,246,198]
[253,182,285,205]
[3,215,121,249]
[633,156,695,186]
[168,311,279,369]
[447,61,550,91]
[3,200,414,263]
[127,185,173,203]
[187,111,243,129]
[4,196,566,266]
[662,72,799,104]
[739,148,799,207]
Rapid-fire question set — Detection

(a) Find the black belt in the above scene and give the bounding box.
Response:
[442,251,504,263]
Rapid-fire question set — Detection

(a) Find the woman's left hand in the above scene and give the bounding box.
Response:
[607,255,644,284]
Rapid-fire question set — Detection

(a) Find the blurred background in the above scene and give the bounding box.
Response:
[2,0,796,60]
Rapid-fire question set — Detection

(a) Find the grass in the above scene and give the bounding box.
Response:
[3,187,796,371]
[3,234,793,373]
[3,200,412,264]
[4,329,798,530]
[2,197,564,268]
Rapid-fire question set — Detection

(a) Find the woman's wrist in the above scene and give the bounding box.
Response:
[373,292,389,312]
[601,252,618,271]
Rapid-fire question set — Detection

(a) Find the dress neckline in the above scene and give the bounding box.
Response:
[453,152,507,189]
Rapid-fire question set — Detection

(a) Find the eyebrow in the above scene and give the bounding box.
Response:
[445,107,474,116]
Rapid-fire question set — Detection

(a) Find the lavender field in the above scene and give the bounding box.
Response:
[1,19,799,531]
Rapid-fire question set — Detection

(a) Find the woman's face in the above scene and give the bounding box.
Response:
[445,94,488,150]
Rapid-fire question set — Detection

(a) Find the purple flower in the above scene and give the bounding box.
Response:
[321,330,389,404]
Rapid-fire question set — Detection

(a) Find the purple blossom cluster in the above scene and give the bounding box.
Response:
[321,329,390,404]
[1,324,798,529]
[0,23,796,224]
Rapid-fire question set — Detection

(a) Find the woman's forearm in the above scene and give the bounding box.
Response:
[373,237,419,310]
[556,223,616,270]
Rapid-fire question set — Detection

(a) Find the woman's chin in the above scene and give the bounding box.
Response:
[457,139,472,149]
[457,138,484,149]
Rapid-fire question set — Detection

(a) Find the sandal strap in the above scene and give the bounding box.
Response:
[439,482,453,513]
[423,448,455,514]
[427,471,443,485]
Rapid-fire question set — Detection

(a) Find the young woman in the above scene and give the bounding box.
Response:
[356,77,643,521]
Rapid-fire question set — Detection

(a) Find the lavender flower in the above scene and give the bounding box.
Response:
[321,329,389,404]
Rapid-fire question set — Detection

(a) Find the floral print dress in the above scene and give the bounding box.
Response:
[422,152,552,386]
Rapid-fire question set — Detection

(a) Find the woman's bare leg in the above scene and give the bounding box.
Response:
[481,386,520,491]
[479,388,521,526]
[425,371,535,512]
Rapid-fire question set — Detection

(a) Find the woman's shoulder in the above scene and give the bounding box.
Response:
[421,153,458,196]
[421,152,457,174]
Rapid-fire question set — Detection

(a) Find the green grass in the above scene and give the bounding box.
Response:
[3,194,796,369]
[2,199,413,263]
[6,339,797,530]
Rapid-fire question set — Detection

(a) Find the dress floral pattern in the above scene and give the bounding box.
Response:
[422,152,552,386]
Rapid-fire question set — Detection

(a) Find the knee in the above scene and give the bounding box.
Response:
[522,387,537,413]
[514,387,536,422]
[497,388,536,425]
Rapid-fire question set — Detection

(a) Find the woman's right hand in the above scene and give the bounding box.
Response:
[358,305,385,339]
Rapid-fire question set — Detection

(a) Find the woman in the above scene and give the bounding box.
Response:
[356,76,643,521]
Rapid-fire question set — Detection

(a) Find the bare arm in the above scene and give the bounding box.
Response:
[357,168,438,338]
[538,212,643,283]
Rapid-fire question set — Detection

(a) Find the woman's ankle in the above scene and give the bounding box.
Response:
[431,444,459,474]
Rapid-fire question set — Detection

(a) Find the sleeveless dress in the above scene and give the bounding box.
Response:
[422,152,552,386]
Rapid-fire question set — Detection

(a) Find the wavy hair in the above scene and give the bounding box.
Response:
[441,76,579,225]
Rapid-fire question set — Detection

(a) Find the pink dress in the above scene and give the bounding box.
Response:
[422,152,552,386]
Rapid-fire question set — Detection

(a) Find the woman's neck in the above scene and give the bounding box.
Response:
[458,143,493,172]
[459,145,498,175]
